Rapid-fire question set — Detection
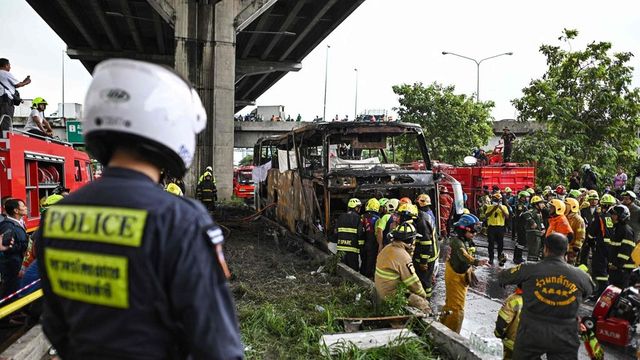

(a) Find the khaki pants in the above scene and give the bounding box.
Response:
[439,261,469,333]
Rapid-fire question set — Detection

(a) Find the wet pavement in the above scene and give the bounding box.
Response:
[428,233,636,359]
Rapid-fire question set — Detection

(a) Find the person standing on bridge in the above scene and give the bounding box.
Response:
[35,59,243,359]
[498,233,593,359]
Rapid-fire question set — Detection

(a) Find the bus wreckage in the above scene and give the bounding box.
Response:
[253,121,463,251]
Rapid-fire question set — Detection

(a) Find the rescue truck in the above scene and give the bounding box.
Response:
[233,165,255,199]
[0,131,93,233]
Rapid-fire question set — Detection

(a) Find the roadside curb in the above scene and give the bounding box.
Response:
[0,325,50,360]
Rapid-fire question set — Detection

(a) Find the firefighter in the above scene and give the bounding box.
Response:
[414,194,438,298]
[336,198,364,272]
[522,195,545,262]
[565,198,586,265]
[498,233,593,359]
[198,165,216,185]
[196,172,217,211]
[589,193,616,299]
[485,193,510,266]
[513,191,530,264]
[375,222,430,314]
[579,191,600,267]
[376,198,400,249]
[35,59,242,359]
[555,184,567,200]
[608,204,636,289]
[621,190,640,242]
[440,214,488,333]
[360,198,381,278]
[439,186,453,238]
[494,285,523,359]
[546,199,574,242]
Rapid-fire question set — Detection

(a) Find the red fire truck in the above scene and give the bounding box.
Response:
[0,131,93,233]
[233,165,255,199]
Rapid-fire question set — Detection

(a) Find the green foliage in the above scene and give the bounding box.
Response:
[512,29,640,187]
[239,154,254,166]
[393,82,494,164]
[378,283,410,316]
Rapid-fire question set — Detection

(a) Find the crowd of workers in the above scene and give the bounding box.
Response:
[333,169,640,358]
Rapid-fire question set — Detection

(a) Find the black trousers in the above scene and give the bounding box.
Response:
[503,145,513,162]
[0,98,14,132]
[340,252,359,272]
[609,269,630,290]
[513,230,527,263]
[0,256,23,298]
[414,260,436,298]
[591,243,609,296]
[359,240,377,278]
[579,237,593,266]
[487,225,505,262]
[514,316,579,360]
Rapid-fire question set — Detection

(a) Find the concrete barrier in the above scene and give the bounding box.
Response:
[0,325,50,360]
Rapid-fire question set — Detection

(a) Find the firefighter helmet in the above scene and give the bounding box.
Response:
[454,214,480,232]
[391,222,422,243]
[564,198,580,213]
[518,191,530,198]
[416,194,431,206]
[582,164,591,171]
[549,199,566,216]
[379,198,389,208]
[365,198,380,212]
[600,194,616,206]
[398,203,418,218]
[347,198,362,209]
[462,208,470,214]
[504,187,512,193]
[492,193,503,200]
[205,166,213,172]
[165,183,183,196]
[399,197,412,205]
[587,190,599,201]
[579,188,587,193]
[555,185,566,196]
[530,195,544,205]
[527,188,535,195]
[622,190,637,200]
[568,189,582,199]
[609,204,630,221]
[385,198,399,213]
[32,97,48,108]
[84,59,207,177]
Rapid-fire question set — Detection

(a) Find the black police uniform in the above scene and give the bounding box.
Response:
[36,167,243,360]
[498,257,593,359]
[335,210,363,272]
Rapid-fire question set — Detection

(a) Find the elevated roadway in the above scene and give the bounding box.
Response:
[26,0,366,198]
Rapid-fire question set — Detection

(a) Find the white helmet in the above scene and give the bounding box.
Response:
[83,59,206,177]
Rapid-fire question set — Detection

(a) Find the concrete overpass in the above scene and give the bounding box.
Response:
[233,120,305,148]
[26,0,366,199]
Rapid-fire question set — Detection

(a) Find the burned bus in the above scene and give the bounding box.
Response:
[252,121,462,250]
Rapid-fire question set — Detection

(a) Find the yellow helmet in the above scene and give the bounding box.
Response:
[530,195,544,205]
[504,187,512,193]
[165,183,183,196]
[347,198,362,209]
[365,198,380,212]
[600,194,616,206]
[386,198,400,213]
[549,198,566,216]
[416,193,432,206]
[492,192,503,200]
[526,188,536,195]
[564,198,580,214]
[462,208,470,214]
[398,203,418,218]
[587,190,599,201]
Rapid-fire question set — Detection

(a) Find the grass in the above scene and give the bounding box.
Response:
[237,280,438,359]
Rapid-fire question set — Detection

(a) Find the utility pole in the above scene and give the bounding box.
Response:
[322,45,330,121]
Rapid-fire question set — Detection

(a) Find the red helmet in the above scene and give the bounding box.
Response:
[399,197,412,205]
[555,185,566,195]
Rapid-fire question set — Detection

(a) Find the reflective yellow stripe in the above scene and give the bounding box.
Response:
[403,275,419,287]
[618,254,630,260]
[622,239,636,247]
[604,238,611,243]
[375,268,399,280]
[44,205,147,247]
[338,227,358,234]
[503,339,515,350]
[416,288,427,298]
[498,309,510,320]
[509,298,523,308]
[45,248,129,309]
[418,241,432,245]
[595,276,609,281]
[420,254,430,259]
[358,240,365,245]
[337,246,359,253]
[623,264,636,269]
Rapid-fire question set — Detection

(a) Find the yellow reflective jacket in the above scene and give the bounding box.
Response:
[375,241,427,300]
[494,291,523,351]
[567,212,586,250]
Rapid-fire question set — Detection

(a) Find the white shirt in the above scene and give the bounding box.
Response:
[0,70,18,99]
[26,109,44,132]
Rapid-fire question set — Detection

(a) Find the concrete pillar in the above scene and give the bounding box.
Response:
[212,0,236,201]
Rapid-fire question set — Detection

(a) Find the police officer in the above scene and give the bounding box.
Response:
[498,233,593,359]
[35,59,243,359]
[608,204,636,289]
[335,198,364,271]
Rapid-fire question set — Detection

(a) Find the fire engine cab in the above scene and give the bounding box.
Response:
[0,131,92,233]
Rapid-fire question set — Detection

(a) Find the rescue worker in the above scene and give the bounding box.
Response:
[440,214,488,333]
[521,195,545,262]
[621,190,640,242]
[555,184,567,200]
[414,194,438,298]
[439,186,453,238]
[197,165,215,185]
[498,233,593,359]
[567,189,581,200]
[589,193,616,299]
[336,198,364,272]
[485,192,509,266]
[608,204,636,289]
[494,285,523,359]
[195,172,217,211]
[565,198,586,265]
[513,191,530,264]
[579,191,600,267]
[376,198,399,249]
[360,198,381,278]
[35,59,243,359]
[546,199,574,242]
[375,222,430,314]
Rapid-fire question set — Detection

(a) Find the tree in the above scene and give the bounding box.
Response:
[392,82,494,164]
[512,29,640,187]
[239,154,253,166]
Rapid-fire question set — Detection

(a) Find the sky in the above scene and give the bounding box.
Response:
[3,0,640,121]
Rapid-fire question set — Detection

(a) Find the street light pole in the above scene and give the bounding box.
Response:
[354,68,358,120]
[441,51,513,101]
[322,45,330,122]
